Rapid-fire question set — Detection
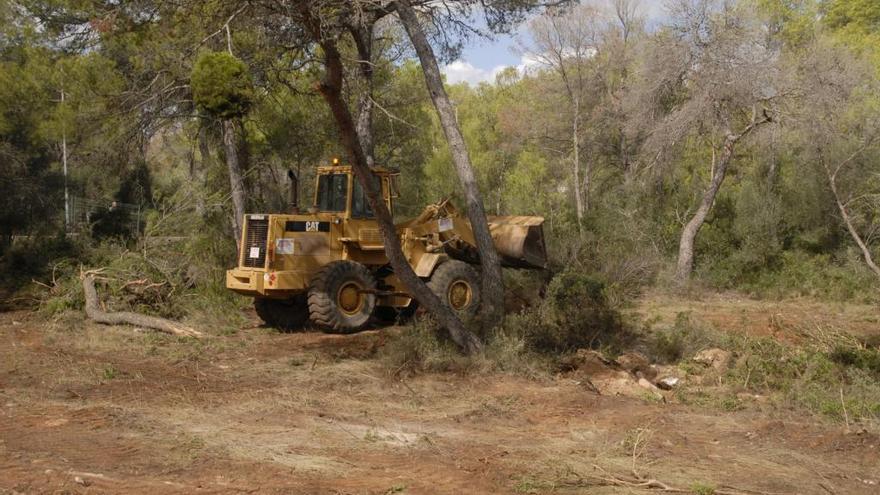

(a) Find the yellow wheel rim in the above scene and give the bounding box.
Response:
[337,282,364,315]
[448,280,473,311]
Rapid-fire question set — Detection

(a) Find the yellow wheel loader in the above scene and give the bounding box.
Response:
[226,160,547,332]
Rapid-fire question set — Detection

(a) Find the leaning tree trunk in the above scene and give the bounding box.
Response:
[395,0,505,330]
[675,140,733,282]
[675,113,770,282]
[823,158,880,280]
[301,11,482,354]
[222,118,247,245]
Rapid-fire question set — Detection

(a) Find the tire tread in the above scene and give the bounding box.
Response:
[307,260,376,333]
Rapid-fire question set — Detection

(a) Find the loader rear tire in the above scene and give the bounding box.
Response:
[427,260,481,319]
[308,261,376,333]
[254,296,309,331]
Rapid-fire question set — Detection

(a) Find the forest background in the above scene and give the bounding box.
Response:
[2,0,880,319]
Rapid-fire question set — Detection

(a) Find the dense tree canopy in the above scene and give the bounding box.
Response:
[2,0,880,303]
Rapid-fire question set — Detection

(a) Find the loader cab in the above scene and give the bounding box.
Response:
[313,161,399,219]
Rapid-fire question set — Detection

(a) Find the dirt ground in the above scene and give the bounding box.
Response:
[1,295,879,494]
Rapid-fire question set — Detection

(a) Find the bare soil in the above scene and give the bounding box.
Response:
[1,296,878,494]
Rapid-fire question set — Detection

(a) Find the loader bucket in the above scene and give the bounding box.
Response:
[488,216,548,269]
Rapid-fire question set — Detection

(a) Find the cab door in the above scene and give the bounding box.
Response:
[345,175,388,264]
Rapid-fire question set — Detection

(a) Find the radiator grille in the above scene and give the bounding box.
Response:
[358,228,383,246]
[242,216,269,268]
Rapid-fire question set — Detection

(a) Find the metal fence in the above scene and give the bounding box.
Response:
[68,196,145,237]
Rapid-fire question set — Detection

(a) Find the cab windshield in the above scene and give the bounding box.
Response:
[316,174,348,212]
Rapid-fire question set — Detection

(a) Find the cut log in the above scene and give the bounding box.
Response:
[81,274,203,338]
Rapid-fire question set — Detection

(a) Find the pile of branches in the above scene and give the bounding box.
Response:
[80,268,202,338]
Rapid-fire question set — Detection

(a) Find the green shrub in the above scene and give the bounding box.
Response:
[549,201,662,309]
[765,250,878,302]
[645,312,729,364]
[704,249,879,303]
[0,234,83,301]
[482,330,553,378]
[723,334,880,424]
[690,482,716,495]
[33,235,246,333]
[641,311,880,425]
[504,272,626,354]
[828,346,880,378]
[381,317,553,379]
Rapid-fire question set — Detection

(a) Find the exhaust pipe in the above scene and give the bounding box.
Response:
[287,169,299,214]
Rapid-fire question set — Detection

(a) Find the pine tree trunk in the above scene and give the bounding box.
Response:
[395,0,505,329]
[195,126,212,216]
[302,11,483,354]
[351,22,376,168]
[222,118,246,244]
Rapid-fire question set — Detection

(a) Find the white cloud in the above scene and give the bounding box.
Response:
[516,53,542,74]
[442,54,542,86]
[443,60,502,85]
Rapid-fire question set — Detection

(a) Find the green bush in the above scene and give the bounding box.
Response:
[829,346,880,378]
[645,312,729,363]
[381,273,619,375]
[642,311,880,424]
[551,199,662,309]
[380,317,553,379]
[710,330,880,424]
[735,344,880,423]
[482,329,554,378]
[704,249,879,303]
[35,244,183,319]
[0,235,81,287]
[503,272,629,354]
[690,482,716,495]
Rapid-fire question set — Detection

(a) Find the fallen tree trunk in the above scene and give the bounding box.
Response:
[81,273,203,338]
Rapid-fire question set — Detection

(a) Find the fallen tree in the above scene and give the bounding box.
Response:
[81,269,203,338]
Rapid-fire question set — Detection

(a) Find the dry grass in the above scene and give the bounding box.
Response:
[635,296,880,428]
[3,291,880,494]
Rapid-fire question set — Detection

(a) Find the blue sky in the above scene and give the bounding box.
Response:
[443,32,522,85]
[443,0,669,85]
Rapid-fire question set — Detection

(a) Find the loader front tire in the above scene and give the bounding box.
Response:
[254,296,309,331]
[308,261,376,333]
[427,260,481,319]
